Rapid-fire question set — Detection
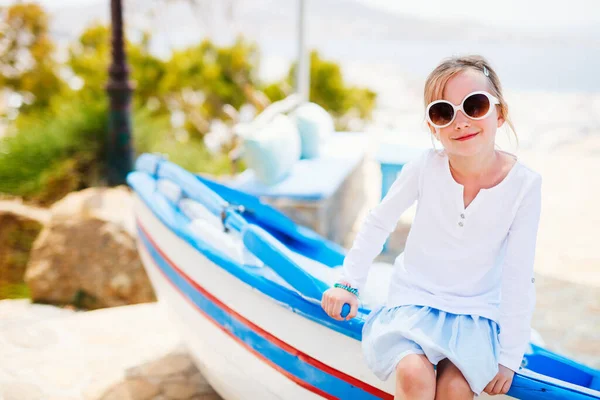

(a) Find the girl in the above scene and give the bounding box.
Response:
[321,55,542,399]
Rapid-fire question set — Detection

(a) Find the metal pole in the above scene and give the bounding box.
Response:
[296,0,310,102]
[106,0,134,185]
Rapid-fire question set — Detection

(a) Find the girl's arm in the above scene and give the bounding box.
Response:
[338,150,429,293]
[498,174,543,372]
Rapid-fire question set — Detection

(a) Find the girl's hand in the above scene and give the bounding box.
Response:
[321,285,359,321]
[483,364,515,395]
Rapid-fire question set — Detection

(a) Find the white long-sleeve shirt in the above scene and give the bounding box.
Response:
[341,149,542,372]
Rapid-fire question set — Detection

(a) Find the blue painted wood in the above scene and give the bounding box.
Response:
[242,224,329,301]
[379,163,404,252]
[197,173,346,268]
[375,144,427,252]
[380,164,404,200]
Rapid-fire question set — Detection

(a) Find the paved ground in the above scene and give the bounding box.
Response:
[0,300,222,400]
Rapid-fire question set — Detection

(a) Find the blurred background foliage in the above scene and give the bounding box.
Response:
[0,2,376,205]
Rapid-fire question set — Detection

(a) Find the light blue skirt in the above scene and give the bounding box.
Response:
[362,305,500,395]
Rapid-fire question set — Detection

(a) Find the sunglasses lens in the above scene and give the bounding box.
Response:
[429,102,454,126]
[463,93,491,119]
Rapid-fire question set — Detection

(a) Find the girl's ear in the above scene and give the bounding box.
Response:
[427,122,436,135]
[497,109,506,128]
[497,115,505,128]
[427,123,440,141]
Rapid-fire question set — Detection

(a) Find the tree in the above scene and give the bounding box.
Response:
[159,37,263,136]
[267,51,377,126]
[0,3,64,113]
[66,24,167,110]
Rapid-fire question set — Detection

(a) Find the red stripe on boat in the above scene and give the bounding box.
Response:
[138,220,393,400]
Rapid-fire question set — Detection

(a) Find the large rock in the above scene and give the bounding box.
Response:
[24,186,156,309]
[0,200,49,299]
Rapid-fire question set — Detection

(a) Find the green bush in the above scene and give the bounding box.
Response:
[0,283,31,300]
[0,98,234,204]
[0,97,108,204]
[0,213,42,300]
[0,3,66,114]
[133,108,233,176]
[266,51,377,127]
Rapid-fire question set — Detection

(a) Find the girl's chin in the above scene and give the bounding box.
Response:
[446,141,495,157]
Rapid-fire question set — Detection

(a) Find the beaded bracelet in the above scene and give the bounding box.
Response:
[333,283,359,297]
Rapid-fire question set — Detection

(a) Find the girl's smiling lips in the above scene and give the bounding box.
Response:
[453,132,480,141]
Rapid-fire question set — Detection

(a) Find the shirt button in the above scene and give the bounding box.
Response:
[531,278,535,283]
[458,222,464,227]
[460,213,465,219]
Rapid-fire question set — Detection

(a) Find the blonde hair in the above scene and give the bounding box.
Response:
[424,55,517,145]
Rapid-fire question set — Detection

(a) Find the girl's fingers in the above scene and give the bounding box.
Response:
[501,379,512,394]
[483,378,497,394]
[332,300,343,320]
[325,297,334,316]
[491,378,505,394]
[347,301,358,320]
[321,290,359,321]
[329,299,340,319]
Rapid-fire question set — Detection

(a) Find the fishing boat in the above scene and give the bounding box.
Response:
[128,153,600,399]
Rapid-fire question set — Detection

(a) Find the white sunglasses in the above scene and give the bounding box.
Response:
[426,91,500,129]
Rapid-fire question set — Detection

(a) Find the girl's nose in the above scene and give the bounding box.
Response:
[454,110,471,130]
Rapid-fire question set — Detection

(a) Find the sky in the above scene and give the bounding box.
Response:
[355,0,600,33]
[2,0,599,34]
